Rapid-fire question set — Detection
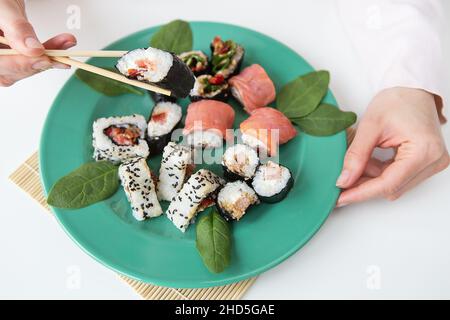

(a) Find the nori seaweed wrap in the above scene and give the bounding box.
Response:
[179,50,209,76]
[210,36,245,79]
[190,74,230,102]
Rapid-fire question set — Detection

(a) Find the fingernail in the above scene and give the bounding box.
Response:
[336,170,350,187]
[61,41,77,50]
[336,201,348,208]
[52,62,70,69]
[32,60,52,71]
[25,37,43,49]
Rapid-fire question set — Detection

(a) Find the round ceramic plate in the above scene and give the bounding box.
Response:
[40,22,345,288]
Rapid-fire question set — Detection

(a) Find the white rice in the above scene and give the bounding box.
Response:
[166,169,224,232]
[217,181,259,220]
[147,102,182,137]
[116,48,173,83]
[185,130,223,148]
[157,142,193,202]
[241,133,268,155]
[119,157,162,221]
[92,114,149,164]
[252,161,291,197]
[222,144,259,180]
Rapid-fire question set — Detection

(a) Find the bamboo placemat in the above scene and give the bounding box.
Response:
[8,151,256,300]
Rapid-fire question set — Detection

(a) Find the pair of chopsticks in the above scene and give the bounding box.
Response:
[0,36,171,96]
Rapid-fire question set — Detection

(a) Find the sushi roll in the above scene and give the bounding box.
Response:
[240,107,297,157]
[146,101,183,156]
[119,157,163,221]
[166,169,224,232]
[229,64,276,114]
[251,161,293,203]
[147,90,177,104]
[210,36,245,79]
[179,50,209,76]
[217,181,259,221]
[222,144,259,182]
[157,142,195,202]
[93,114,149,163]
[190,74,230,102]
[183,100,235,149]
[116,47,195,98]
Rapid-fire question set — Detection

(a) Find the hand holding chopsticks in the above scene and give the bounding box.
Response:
[0,36,171,96]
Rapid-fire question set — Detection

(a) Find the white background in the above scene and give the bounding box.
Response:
[1,0,449,299]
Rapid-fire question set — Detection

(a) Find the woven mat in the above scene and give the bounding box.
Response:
[8,152,256,300]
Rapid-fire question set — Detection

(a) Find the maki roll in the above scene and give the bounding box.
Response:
[146,101,183,156]
[179,50,209,76]
[251,161,294,203]
[116,47,195,98]
[222,144,259,182]
[210,36,244,79]
[183,100,235,149]
[147,91,177,104]
[229,64,276,114]
[93,114,149,163]
[217,181,259,221]
[119,157,163,221]
[157,142,195,202]
[190,74,229,102]
[166,169,224,232]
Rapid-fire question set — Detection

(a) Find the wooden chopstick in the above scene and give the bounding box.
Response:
[0,48,127,57]
[0,36,171,96]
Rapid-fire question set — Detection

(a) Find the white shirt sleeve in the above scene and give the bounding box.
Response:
[337,0,446,121]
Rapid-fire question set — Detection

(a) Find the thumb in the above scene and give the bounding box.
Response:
[0,1,44,57]
[336,121,380,188]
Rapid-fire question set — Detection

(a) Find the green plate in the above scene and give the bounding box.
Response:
[40,22,345,288]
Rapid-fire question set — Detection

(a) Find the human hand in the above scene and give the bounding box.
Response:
[0,0,77,87]
[336,87,449,206]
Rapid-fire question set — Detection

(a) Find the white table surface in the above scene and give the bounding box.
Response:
[1,0,449,300]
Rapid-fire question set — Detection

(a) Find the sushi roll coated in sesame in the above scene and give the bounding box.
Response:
[119,157,163,221]
[92,114,149,164]
[146,101,183,156]
[166,169,224,232]
[116,47,195,98]
[179,50,209,76]
[157,142,195,202]
[251,161,294,203]
[222,144,259,182]
[217,181,259,221]
[210,36,245,79]
[190,74,230,102]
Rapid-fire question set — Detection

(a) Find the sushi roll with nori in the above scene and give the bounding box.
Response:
[166,169,224,232]
[119,157,163,221]
[251,161,294,203]
[116,47,195,98]
[147,90,177,104]
[210,36,245,79]
[217,181,259,221]
[92,114,149,163]
[179,50,209,76]
[157,142,195,202]
[146,101,183,156]
[222,144,259,182]
[190,74,230,102]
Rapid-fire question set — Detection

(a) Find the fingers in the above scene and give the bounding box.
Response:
[336,120,380,188]
[0,1,44,56]
[43,33,77,50]
[0,54,52,85]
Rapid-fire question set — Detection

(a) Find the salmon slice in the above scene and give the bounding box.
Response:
[183,100,235,139]
[229,64,276,114]
[240,107,297,156]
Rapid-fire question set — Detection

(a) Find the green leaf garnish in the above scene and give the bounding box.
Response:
[292,103,357,136]
[196,209,232,273]
[277,70,329,118]
[150,20,193,54]
[47,161,120,209]
[75,68,144,96]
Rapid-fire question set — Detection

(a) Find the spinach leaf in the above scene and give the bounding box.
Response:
[75,68,144,96]
[47,161,120,209]
[150,20,193,54]
[292,103,357,136]
[277,70,329,118]
[196,209,232,273]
